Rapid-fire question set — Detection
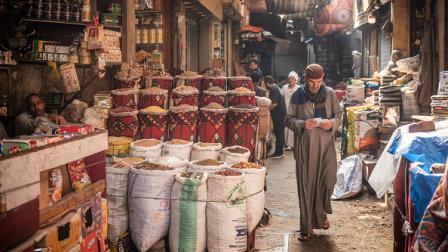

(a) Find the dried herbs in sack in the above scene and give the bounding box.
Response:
[171,86,200,107]
[145,74,173,91]
[220,146,251,165]
[201,88,227,107]
[229,162,266,232]
[228,88,256,107]
[175,72,203,90]
[169,172,207,252]
[162,139,193,161]
[197,106,228,146]
[190,142,223,161]
[227,76,254,91]
[169,105,199,142]
[111,88,139,108]
[202,76,227,91]
[109,107,139,139]
[128,164,178,251]
[138,106,169,140]
[139,87,169,109]
[227,106,259,161]
[207,171,248,252]
[187,159,227,173]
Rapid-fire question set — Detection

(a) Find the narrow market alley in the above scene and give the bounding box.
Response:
[256,150,393,252]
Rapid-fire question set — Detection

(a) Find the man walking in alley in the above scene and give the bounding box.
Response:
[265,75,286,158]
[282,71,300,150]
[285,64,343,241]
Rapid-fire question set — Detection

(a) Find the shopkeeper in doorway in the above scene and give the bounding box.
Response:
[15,93,66,136]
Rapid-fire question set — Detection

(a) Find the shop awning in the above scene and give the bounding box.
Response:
[183,0,224,21]
[267,0,329,14]
[240,25,263,33]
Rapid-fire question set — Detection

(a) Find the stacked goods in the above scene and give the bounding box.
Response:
[379,85,402,107]
[111,88,139,108]
[138,106,169,140]
[148,156,189,171]
[145,73,173,91]
[108,107,139,138]
[401,80,420,120]
[175,72,203,90]
[207,170,247,252]
[346,83,365,104]
[107,136,133,157]
[138,87,169,109]
[227,76,254,91]
[104,29,122,64]
[198,104,228,146]
[228,87,256,106]
[201,87,227,107]
[187,159,227,173]
[229,162,266,232]
[380,74,395,86]
[431,95,448,120]
[171,86,200,107]
[373,90,380,106]
[354,110,380,151]
[202,73,227,91]
[87,91,112,129]
[220,146,251,165]
[227,106,259,160]
[169,105,199,142]
[169,172,207,252]
[115,63,143,89]
[190,142,223,161]
[128,164,178,251]
[162,139,194,161]
[346,105,372,155]
[438,71,448,95]
[129,139,163,159]
[106,159,132,244]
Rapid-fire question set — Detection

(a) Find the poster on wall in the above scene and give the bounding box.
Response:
[60,63,80,93]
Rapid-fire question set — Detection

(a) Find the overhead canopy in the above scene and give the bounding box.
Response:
[183,0,223,21]
[267,0,329,14]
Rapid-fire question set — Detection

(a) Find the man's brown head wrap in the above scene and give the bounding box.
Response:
[305,64,324,79]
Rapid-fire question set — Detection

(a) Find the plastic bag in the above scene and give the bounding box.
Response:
[332,154,363,200]
[62,99,89,123]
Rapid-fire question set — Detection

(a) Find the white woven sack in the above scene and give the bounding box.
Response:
[129,139,163,159]
[187,160,227,173]
[147,156,189,172]
[207,173,247,252]
[190,142,222,161]
[220,146,250,165]
[162,141,194,161]
[128,167,178,251]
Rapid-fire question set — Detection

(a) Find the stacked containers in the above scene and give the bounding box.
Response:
[227,76,254,91]
[174,74,203,91]
[111,88,139,108]
[169,105,199,142]
[197,106,228,145]
[202,76,227,91]
[227,106,259,160]
[138,87,169,109]
[145,74,174,91]
[138,107,169,141]
[201,88,227,107]
[109,107,139,139]
[171,86,200,107]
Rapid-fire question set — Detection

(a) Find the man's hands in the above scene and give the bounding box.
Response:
[319,119,333,131]
[304,119,332,131]
[305,119,315,130]
[48,114,67,125]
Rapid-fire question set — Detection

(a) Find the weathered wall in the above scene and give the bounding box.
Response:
[391,0,410,57]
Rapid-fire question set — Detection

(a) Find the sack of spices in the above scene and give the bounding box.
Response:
[128,164,178,251]
[229,162,266,232]
[168,105,199,142]
[147,156,189,171]
[220,146,251,165]
[162,139,193,161]
[106,159,132,244]
[169,172,207,252]
[175,72,203,90]
[129,139,163,159]
[145,74,173,91]
[202,76,227,91]
[201,87,227,107]
[111,88,139,108]
[190,142,223,161]
[227,106,259,161]
[228,88,256,107]
[109,107,139,139]
[207,170,248,252]
[138,106,169,140]
[139,87,169,109]
[171,86,200,107]
[187,159,227,173]
[197,106,228,146]
[227,76,254,91]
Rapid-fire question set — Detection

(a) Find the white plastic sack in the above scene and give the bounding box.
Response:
[190,142,222,161]
[169,173,207,252]
[82,107,107,129]
[332,155,363,200]
[162,141,193,161]
[220,146,250,165]
[207,173,247,252]
[128,167,178,251]
[228,167,266,232]
[129,139,163,159]
[106,162,131,244]
[148,156,188,171]
[187,160,227,173]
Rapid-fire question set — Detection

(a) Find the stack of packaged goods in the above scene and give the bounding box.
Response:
[431,95,448,120]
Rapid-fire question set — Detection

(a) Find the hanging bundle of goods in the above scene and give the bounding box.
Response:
[169,172,208,252]
[145,73,173,91]
[111,88,139,108]
[190,142,223,161]
[229,162,266,233]
[227,106,259,160]
[169,105,199,142]
[207,170,248,252]
[202,69,227,90]
[197,103,228,146]
[175,71,203,90]
[228,87,256,106]
[115,63,143,89]
[171,86,200,107]
[201,87,227,107]
[138,106,169,140]
[109,107,139,139]
[138,87,169,109]
[227,76,254,91]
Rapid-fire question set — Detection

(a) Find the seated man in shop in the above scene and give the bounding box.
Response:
[15,93,66,136]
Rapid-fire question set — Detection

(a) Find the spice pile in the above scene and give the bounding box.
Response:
[231,162,263,169]
[116,63,143,80]
[233,87,252,93]
[135,162,173,171]
[205,102,225,109]
[206,86,225,92]
[141,106,167,113]
[214,170,242,176]
[194,159,223,166]
[170,139,190,145]
[180,171,204,179]
[228,147,248,154]
[121,157,145,165]
[133,139,160,147]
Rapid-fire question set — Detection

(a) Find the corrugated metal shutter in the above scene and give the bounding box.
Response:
[379,29,391,70]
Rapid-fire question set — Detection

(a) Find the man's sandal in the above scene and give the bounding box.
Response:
[322,219,330,230]
[297,232,311,241]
